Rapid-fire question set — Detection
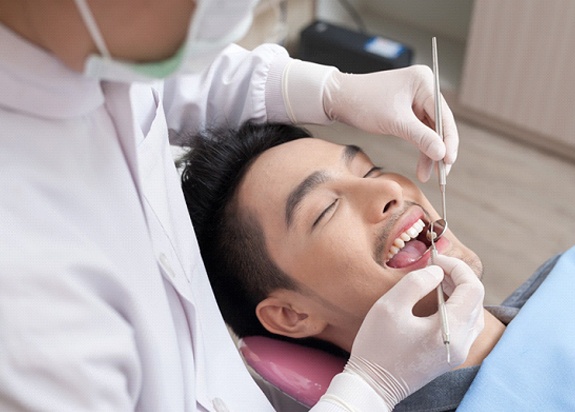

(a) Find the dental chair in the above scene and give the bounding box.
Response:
[238,336,346,408]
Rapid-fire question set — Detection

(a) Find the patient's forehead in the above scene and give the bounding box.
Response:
[237,137,345,214]
[249,138,345,179]
[267,137,340,160]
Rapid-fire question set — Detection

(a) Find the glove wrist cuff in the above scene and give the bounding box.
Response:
[321,371,393,411]
[345,354,409,407]
[281,59,338,124]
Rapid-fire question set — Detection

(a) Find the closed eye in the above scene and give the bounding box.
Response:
[312,199,339,228]
[312,166,381,228]
[363,166,383,178]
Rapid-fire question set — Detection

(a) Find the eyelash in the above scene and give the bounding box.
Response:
[364,166,383,178]
[312,166,382,228]
[313,199,338,228]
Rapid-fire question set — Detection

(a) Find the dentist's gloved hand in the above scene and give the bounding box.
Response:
[333,256,484,411]
[323,66,458,182]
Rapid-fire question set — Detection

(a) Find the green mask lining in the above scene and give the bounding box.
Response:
[130,43,187,78]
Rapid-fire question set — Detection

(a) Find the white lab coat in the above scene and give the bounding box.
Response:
[0,17,387,412]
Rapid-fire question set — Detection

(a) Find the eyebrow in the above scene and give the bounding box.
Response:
[284,145,363,228]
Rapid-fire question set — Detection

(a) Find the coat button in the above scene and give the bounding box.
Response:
[158,253,177,278]
[212,397,229,412]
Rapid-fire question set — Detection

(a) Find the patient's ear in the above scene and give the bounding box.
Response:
[256,292,327,339]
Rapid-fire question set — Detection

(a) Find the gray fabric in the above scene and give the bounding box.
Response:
[394,367,480,412]
[393,253,561,412]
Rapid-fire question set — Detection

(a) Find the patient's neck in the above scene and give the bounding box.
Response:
[456,309,505,369]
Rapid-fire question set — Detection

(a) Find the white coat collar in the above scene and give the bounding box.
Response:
[0,23,104,119]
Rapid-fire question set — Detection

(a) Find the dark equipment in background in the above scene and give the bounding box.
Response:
[297,20,413,74]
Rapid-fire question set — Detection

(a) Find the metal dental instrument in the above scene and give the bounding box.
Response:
[432,37,447,222]
[431,37,451,364]
[427,219,451,364]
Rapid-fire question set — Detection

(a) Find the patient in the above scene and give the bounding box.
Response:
[179,122,558,411]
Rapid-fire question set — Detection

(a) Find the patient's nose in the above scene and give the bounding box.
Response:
[357,178,404,223]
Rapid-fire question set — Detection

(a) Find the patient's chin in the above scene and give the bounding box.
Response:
[462,253,484,280]
[446,247,484,279]
[412,253,484,317]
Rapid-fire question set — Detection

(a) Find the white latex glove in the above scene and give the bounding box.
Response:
[322,66,458,182]
[338,256,484,410]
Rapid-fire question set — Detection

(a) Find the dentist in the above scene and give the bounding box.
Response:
[0,1,483,411]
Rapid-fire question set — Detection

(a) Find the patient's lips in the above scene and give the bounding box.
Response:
[386,219,429,268]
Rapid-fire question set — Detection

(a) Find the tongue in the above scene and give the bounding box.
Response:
[387,239,428,268]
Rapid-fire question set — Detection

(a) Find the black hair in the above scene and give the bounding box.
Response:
[179,122,347,356]
[179,122,307,338]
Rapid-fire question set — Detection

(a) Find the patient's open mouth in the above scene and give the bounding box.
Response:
[385,218,434,268]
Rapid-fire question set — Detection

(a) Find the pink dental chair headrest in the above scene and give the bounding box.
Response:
[238,336,347,407]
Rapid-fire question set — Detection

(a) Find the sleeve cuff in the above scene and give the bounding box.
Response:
[265,57,339,125]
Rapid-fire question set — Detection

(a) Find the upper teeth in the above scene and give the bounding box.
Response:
[386,219,426,262]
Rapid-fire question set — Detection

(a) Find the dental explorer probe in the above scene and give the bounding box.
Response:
[432,37,447,222]
[428,220,451,364]
[431,37,451,364]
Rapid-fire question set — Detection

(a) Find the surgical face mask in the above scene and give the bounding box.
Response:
[73,0,256,83]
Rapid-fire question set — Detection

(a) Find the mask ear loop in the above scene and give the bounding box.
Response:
[73,0,112,59]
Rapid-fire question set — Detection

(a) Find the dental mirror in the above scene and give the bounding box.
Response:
[427,218,448,242]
